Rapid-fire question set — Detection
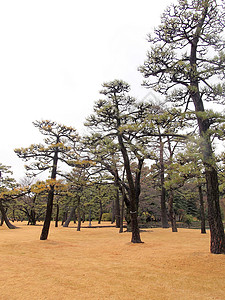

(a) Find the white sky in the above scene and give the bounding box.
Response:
[0,0,174,180]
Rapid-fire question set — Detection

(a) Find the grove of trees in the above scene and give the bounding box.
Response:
[0,0,225,254]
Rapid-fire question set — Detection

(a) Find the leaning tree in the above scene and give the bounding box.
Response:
[15,120,79,240]
[85,80,152,243]
[139,0,225,254]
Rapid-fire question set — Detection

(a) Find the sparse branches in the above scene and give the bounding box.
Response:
[14,120,80,240]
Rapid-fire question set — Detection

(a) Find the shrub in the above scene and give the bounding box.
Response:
[183,214,194,228]
[101,213,112,221]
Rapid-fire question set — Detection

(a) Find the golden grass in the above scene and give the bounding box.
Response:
[0,222,224,300]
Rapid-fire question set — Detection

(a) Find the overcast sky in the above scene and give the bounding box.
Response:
[0,0,174,180]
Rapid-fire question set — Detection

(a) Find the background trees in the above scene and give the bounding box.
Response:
[0,163,26,229]
[2,1,225,256]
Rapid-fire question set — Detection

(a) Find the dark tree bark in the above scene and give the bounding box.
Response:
[30,195,37,225]
[119,187,125,233]
[73,212,77,224]
[112,168,133,234]
[98,199,103,224]
[40,186,55,239]
[139,0,225,254]
[0,201,17,229]
[135,158,144,209]
[115,189,120,228]
[55,201,59,228]
[167,137,177,232]
[159,138,169,228]
[0,213,3,226]
[40,144,59,240]
[29,209,36,225]
[125,205,132,232]
[77,197,81,231]
[63,207,75,227]
[77,211,81,231]
[180,51,225,250]
[61,210,68,226]
[190,33,225,253]
[111,199,115,224]
[117,132,142,243]
[82,211,85,223]
[205,166,224,253]
[168,190,177,232]
[198,185,206,234]
[85,82,144,242]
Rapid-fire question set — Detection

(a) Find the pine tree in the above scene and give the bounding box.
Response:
[139,0,225,254]
[15,120,79,240]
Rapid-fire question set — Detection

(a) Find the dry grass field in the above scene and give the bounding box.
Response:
[0,221,224,300]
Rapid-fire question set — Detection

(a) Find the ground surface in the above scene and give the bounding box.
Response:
[0,221,224,300]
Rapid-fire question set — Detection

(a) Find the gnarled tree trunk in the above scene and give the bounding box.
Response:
[0,201,17,229]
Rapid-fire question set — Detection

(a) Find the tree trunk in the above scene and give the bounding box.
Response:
[77,197,81,231]
[31,195,37,225]
[0,201,17,229]
[63,207,75,227]
[130,211,142,243]
[55,201,59,228]
[191,91,225,252]
[73,213,77,224]
[0,213,3,226]
[125,207,132,232]
[159,139,169,228]
[167,137,177,232]
[82,211,85,223]
[161,186,169,228]
[168,190,177,232]
[61,210,68,226]
[30,209,36,225]
[111,199,115,224]
[117,132,142,243]
[77,212,81,231]
[205,166,225,253]
[98,199,103,224]
[115,189,120,228]
[119,187,125,233]
[40,143,59,240]
[192,92,225,252]
[190,31,225,253]
[88,208,92,227]
[40,186,55,240]
[198,185,206,234]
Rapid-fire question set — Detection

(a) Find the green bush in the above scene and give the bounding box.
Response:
[183,214,194,228]
[101,213,112,221]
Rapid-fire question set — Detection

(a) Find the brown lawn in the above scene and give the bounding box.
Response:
[0,221,224,300]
